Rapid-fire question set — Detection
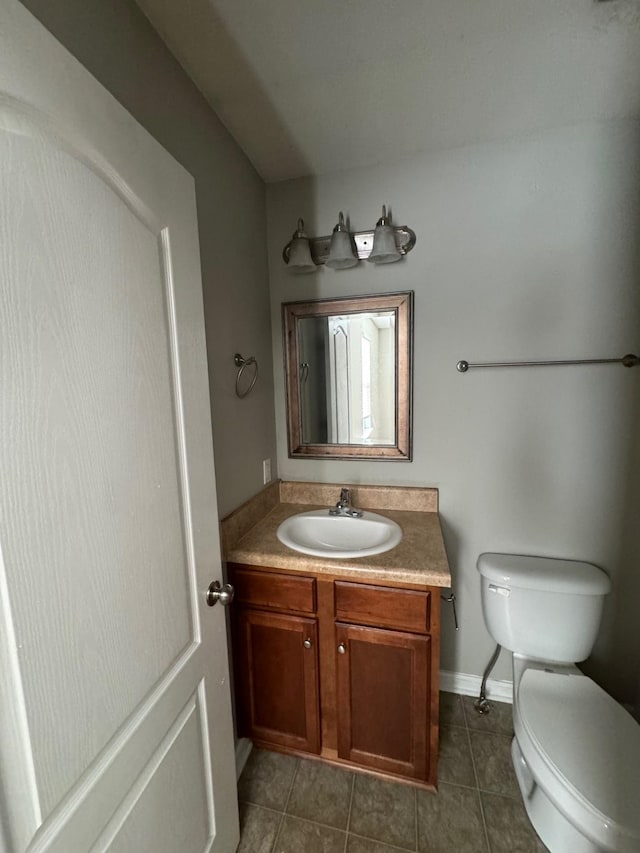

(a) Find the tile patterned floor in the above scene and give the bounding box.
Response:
[236,692,550,853]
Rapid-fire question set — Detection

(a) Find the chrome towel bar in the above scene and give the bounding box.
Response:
[456,353,639,373]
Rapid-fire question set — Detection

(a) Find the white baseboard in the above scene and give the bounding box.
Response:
[235,737,253,781]
[440,669,513,704]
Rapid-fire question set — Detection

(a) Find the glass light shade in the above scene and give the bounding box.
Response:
[367,205,401,264]
[287,219,316,273]
[326,212,358,269]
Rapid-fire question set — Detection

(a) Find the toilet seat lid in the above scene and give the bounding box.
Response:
[518,670,640,839]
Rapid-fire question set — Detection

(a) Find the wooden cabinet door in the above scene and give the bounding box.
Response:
[236,609,320,754]
[335,623,430,779]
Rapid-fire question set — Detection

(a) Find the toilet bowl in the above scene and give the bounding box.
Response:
[477,553,640,853]
[512,659,640,852]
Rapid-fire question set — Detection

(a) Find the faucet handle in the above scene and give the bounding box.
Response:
[340,487,350,504]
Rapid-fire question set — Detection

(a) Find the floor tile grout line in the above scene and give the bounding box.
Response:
[269,757,300,853]
[342,773,356,853]
[459,690,470,728]
[274,808,426,845]
[464,713,492,853]
[283,757,300,811]
[413,785,418,853]
[269,812,284,853]
[270,811,350,846]
[463,722,480,792]
[268,809,286,853]
[434,779,481,793]
[239,800,283,817]
[348,829,418,853]
[477,787,521,801]
[475,787,493,853]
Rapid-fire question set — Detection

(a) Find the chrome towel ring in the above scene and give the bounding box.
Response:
[234,353,258,398]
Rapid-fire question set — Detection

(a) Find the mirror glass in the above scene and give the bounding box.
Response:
[283,292,413,459]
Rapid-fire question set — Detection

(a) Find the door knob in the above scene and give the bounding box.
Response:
[337,643,346,654]
[206,580,234,607]
[303,637,312,649]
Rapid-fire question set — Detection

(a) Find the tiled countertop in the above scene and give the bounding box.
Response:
[221,481,452,588]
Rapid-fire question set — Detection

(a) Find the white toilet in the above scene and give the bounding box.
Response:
[477,553,640,853]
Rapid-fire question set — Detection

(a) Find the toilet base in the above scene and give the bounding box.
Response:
[511,739,603,853]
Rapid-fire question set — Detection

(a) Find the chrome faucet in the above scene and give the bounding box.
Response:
[329,487,363,518]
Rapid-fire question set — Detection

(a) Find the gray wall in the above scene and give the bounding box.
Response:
[20,0,277,517]
[267,120,640,704]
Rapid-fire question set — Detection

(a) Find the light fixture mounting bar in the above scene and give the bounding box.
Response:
[283,225,416,265]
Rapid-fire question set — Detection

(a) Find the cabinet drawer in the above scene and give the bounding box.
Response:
[334,581,430,633]
[231,566,316,614]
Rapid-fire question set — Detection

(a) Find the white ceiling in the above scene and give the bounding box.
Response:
[135,0,640,183]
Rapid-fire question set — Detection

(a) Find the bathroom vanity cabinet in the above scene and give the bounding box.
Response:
[229,563,440,788]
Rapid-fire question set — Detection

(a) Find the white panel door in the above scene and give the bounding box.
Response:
[0,1,238,851]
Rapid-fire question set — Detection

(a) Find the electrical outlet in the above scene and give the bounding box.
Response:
[262,458,272,485]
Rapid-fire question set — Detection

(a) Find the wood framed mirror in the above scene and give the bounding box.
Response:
[283,292,413,460]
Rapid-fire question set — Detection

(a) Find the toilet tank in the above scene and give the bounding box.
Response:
[477,553,611,663]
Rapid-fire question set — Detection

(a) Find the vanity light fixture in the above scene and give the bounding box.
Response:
[367,205,401,264]
[286,218,316,273]
[326,212,358,269]
[282,206,416,270]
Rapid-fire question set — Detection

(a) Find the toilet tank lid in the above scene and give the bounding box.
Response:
[476,553,611,595]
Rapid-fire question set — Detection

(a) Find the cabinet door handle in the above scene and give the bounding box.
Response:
[337,643,346,655]
[303,638,312,649]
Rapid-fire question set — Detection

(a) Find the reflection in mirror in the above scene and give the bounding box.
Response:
[298,312,396,445]
[283,293,413,460]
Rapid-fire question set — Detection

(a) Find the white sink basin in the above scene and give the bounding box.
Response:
[276,510,402,559]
